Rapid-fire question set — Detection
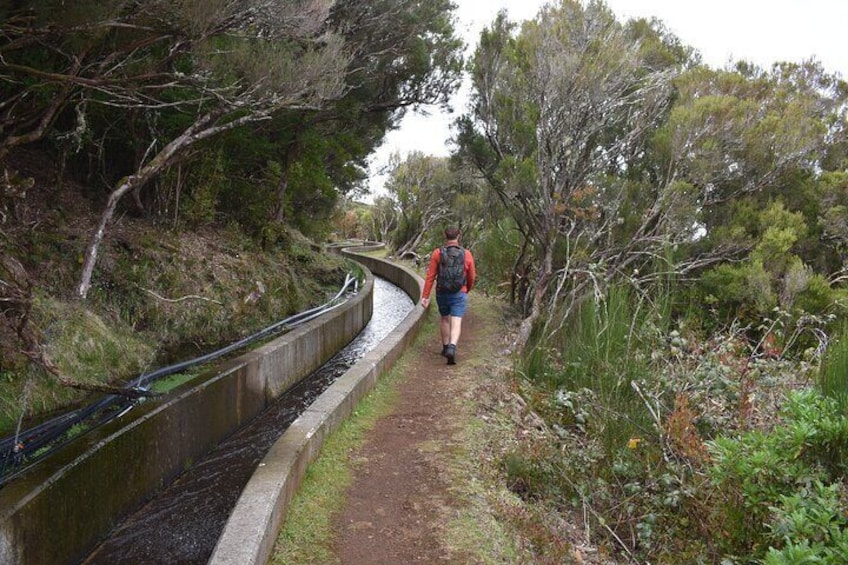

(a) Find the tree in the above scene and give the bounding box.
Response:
[1,0,351,297]
[383,152,462,257]
[368,195,399,243]
[1,0,465,298]
[458,1,848,347]
[661,61,846,235]
[456,1,678,345]
[663,61,848,338]
[265,0,464,224]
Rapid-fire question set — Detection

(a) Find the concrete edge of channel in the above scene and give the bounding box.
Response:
[208,249,426,565]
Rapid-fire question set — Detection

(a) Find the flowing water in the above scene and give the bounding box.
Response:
[83,278,413,564]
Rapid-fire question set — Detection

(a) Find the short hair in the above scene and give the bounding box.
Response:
[444,226,460,240]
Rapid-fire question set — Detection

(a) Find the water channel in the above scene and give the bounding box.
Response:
[83,277,414,564]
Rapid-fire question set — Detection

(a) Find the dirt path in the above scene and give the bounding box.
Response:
[332,305,482,563]
[332,301,492,563]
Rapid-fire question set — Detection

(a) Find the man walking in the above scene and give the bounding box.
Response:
[421,227,476,365]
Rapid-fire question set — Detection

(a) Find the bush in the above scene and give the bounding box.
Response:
[763,481,848,563]
[514,279,848,562]
[526,285,660,458]
[707,390,848,558]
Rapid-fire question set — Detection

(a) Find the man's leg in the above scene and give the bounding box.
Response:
[445,316,463,365]
[449,316,463,346]
[440,315,451,355]
[445,293,467,365]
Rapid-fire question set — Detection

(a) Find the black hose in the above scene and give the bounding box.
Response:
[0,274,358,486]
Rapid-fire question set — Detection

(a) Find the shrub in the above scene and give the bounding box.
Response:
[707,390,848,558]
[528,285,659,458]
[515,281,848,562]
[763,481,848,563]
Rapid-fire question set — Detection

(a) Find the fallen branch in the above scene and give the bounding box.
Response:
[144,288,223,305]
[18,344,160,399]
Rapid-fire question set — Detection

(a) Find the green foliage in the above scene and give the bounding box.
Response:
[0,217,348,436]
[182,149,229,227]
[700,262,772,324]
[149,371,201,394]
[451,3,848,563]
[707,390,848,557]
[510,273,848,562]
[37,296,155,386]
[473,216,523,297]
[820,324,848,412]
[751,202,807,272]
[795,273,839,316]
[383,152,467,255]
[523,285,662,466]
[697,196,843,347]
[764,481,848,563]
[1,0,465,276]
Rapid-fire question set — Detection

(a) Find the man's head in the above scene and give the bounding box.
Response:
[444,226,460,241]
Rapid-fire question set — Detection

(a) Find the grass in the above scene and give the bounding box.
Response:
[441,388,528,563]
[820,322,848,412]
[39,296,156,386]
[534,285,661,458]
[148,371,203,394]
[508,283,848,562]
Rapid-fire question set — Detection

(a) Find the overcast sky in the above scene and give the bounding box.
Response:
[366,0,848,197]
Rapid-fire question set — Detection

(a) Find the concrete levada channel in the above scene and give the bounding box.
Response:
[83,277,413,564]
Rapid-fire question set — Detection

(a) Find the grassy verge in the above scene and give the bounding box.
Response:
[437,296,532,563]
[509,285,848,562]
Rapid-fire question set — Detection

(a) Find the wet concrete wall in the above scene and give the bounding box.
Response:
[209,249,425,565]
[0,272,375,565]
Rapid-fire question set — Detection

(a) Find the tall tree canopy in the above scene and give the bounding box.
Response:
[383,152,461,257]
[456,1,681,343]
[455,0,847,346]
[0,0,463,297]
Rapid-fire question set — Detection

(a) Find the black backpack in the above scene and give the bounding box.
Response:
[436,245,466,293]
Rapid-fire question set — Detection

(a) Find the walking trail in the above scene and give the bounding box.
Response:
[273,294,606,564]
[333,298,494,564]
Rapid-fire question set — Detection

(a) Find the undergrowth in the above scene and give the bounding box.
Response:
[0,225,348,436]
[507,285,848,563]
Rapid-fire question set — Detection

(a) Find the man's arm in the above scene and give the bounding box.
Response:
[421,248,441,306]
[465,252,476,292]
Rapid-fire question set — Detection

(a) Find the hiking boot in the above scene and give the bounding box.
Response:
[441,344,449,357]
[445,344,456,365]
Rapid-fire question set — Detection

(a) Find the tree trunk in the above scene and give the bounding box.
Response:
[514,242,553,350]
[272,135,301,223]
[395,223,430,257]
[273,171,289,223]
[77,110,246,299]
[510,238,529,305]
[77,176,139,299]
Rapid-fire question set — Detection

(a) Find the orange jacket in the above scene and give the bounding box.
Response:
[422,243,476,297]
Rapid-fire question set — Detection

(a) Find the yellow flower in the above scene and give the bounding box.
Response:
[627,437,641,449]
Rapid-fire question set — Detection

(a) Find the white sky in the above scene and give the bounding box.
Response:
[365,0,848,198]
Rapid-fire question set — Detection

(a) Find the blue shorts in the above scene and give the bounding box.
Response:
[436,291,467,317]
